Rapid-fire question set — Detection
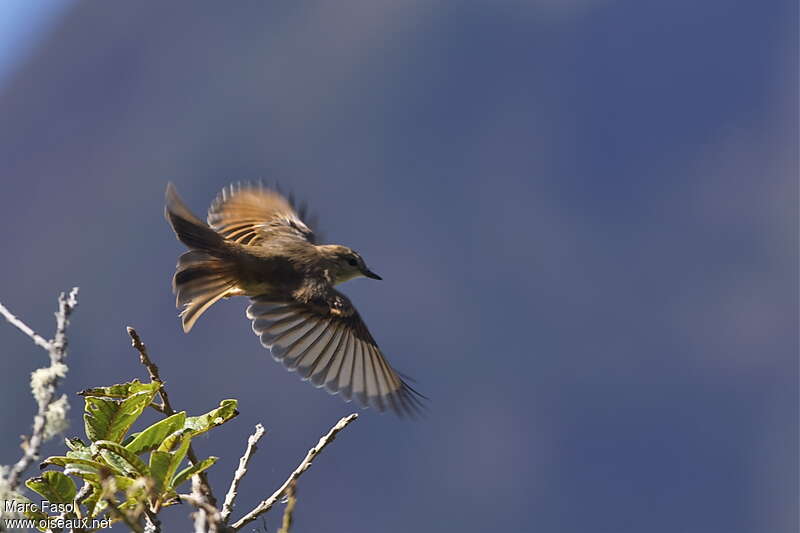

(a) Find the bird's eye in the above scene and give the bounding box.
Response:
[347,257,358,267]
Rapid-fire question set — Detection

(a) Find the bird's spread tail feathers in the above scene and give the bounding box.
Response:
[165,183,239,332]
[165,183,228,255]
[173,250,238,332]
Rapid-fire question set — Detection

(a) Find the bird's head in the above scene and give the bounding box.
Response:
[319,245,382,284]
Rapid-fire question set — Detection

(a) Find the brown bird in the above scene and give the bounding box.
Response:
[164,182,424,416]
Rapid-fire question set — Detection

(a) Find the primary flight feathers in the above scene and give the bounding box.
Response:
[165,182,424,417]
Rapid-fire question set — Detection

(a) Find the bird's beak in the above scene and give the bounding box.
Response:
[363,268,382,280]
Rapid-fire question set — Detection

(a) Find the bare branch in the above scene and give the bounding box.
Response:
[0,299,52,351]
[127,327,219,507]
[221,424,266,523]
[51,288,79,365]
[105,496,144,533]
[127,327,175,412]
[143,508,161,533]
[180,493,223,527]
[231,414,358,531]
[2,288,79,490]
[47,482,92,533]
[185,475,225,533]
[277,481,297,533]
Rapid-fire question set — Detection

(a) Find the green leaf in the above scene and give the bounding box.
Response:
[97,450,129,475]
[105,474,135,492]
[184,399,238,436]
[121,432,139,447]
[94,440,150,477]
[65,437,88,451]
[25,471,77,504]
[115,476,135,491]
[54,455,116,483]
[81,481,104,518]
[149,450,172,491]
[126,412,186,455]
[158,428,192,453]
[84,390,157,443]
[41,455,107,473]
[64,447,101,473]
[67,446,93,461]
[69,471,135,491]
[78,379,160,399]
[163,432,192,486]
[83,397,118,442]
[172,456,218,489]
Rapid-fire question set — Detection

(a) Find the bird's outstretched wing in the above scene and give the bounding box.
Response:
[246,291,425,417]
[207,182,317,245]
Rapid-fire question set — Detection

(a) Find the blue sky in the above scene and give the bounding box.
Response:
[0,0,70,84]
[0,2,796,532]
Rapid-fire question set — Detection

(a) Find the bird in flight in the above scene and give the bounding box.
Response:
[164,182,424,417]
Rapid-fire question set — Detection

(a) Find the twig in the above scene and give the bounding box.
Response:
[49,482,92,533]
[127,327,218,507]
[0,300,52,351]
[186,475,224,533]
[148,402,167,414]
[190,476,208,533]
[277,481,297,533]
[105,496,144,533]
[143,508,161,533]
[51,289,79,365]
[180,493,223,525]
[127,327,176,412]
[2,288,79,490]
[231,414,358,531]
[221,424,266,523]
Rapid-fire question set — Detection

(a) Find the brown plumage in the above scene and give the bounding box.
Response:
[164,182,424,417]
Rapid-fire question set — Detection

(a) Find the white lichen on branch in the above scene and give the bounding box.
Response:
[1,291,361,533]
[31,363,71,441]
[43,394,70,441]
[0,466,25,522]
[0,288,79,492]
